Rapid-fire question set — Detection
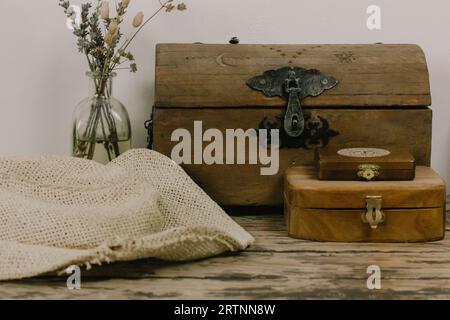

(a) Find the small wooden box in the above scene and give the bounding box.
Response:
[284,166,446,242]
[316,147,416,181]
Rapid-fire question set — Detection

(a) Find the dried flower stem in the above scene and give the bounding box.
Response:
[109,0,171,73]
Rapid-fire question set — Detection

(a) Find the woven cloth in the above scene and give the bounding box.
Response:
[0,149,254,280]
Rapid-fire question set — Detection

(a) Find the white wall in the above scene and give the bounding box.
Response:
[0,0,448,193]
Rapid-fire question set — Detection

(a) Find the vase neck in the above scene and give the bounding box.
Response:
[87,72,116,98]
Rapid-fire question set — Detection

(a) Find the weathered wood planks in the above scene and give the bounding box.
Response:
[153,108,432,206]
[155,44,431,108]
[1,201,449,300]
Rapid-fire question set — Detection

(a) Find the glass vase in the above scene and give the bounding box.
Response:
[72,72,131,164]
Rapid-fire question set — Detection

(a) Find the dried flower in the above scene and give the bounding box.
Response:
[165,4,175,12]
[60,0,187,77]
[132,12,144,28]
[100,1,110,20]
[104,32,113,46]
[109,19,118,34]
[177,3,187,11]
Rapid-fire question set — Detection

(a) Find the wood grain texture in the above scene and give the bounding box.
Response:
[1,201,449,300]
[285,166,446,242]
[155,44,431,108]
[153,108,432,206]
[316,148,416,181]
[287,208,444,242]
[285,166,446,209]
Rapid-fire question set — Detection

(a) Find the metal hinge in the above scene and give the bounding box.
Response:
[361,196,385,229]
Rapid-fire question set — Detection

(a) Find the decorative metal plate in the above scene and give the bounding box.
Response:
[258,113,339,150]
[337,148,391,158]
[247,67,338,137]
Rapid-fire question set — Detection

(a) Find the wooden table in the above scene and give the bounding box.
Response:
[1,198,449,300]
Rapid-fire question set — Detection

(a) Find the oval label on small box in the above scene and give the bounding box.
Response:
[337,148,391,158]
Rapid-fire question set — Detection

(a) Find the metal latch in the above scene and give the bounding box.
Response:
[361,196,385,229]
[358,164,381,181]
[247,67,338,137]
[145,117,153,150]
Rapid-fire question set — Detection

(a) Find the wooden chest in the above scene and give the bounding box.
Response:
[152,44,431,206]
[284,166,446,242]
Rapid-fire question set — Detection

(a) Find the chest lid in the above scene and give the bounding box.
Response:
[285,166,445,209]
[316,147,416,181]
[155,44,431,108]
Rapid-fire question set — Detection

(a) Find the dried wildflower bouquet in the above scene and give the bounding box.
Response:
[60,0,186,162]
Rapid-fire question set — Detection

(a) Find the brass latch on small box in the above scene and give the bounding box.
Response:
[362,196,385,229]
[358,164,381,181]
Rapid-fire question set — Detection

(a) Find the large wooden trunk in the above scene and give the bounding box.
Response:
[152,44,432,206]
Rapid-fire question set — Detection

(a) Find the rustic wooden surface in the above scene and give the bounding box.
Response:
[1,197,449,300]
[155,44,431,108]
[154,108,432,206]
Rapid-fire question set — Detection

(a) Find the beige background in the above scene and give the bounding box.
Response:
[0,0,448,193]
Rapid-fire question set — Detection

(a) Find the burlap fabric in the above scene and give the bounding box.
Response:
[0,149,254,280]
